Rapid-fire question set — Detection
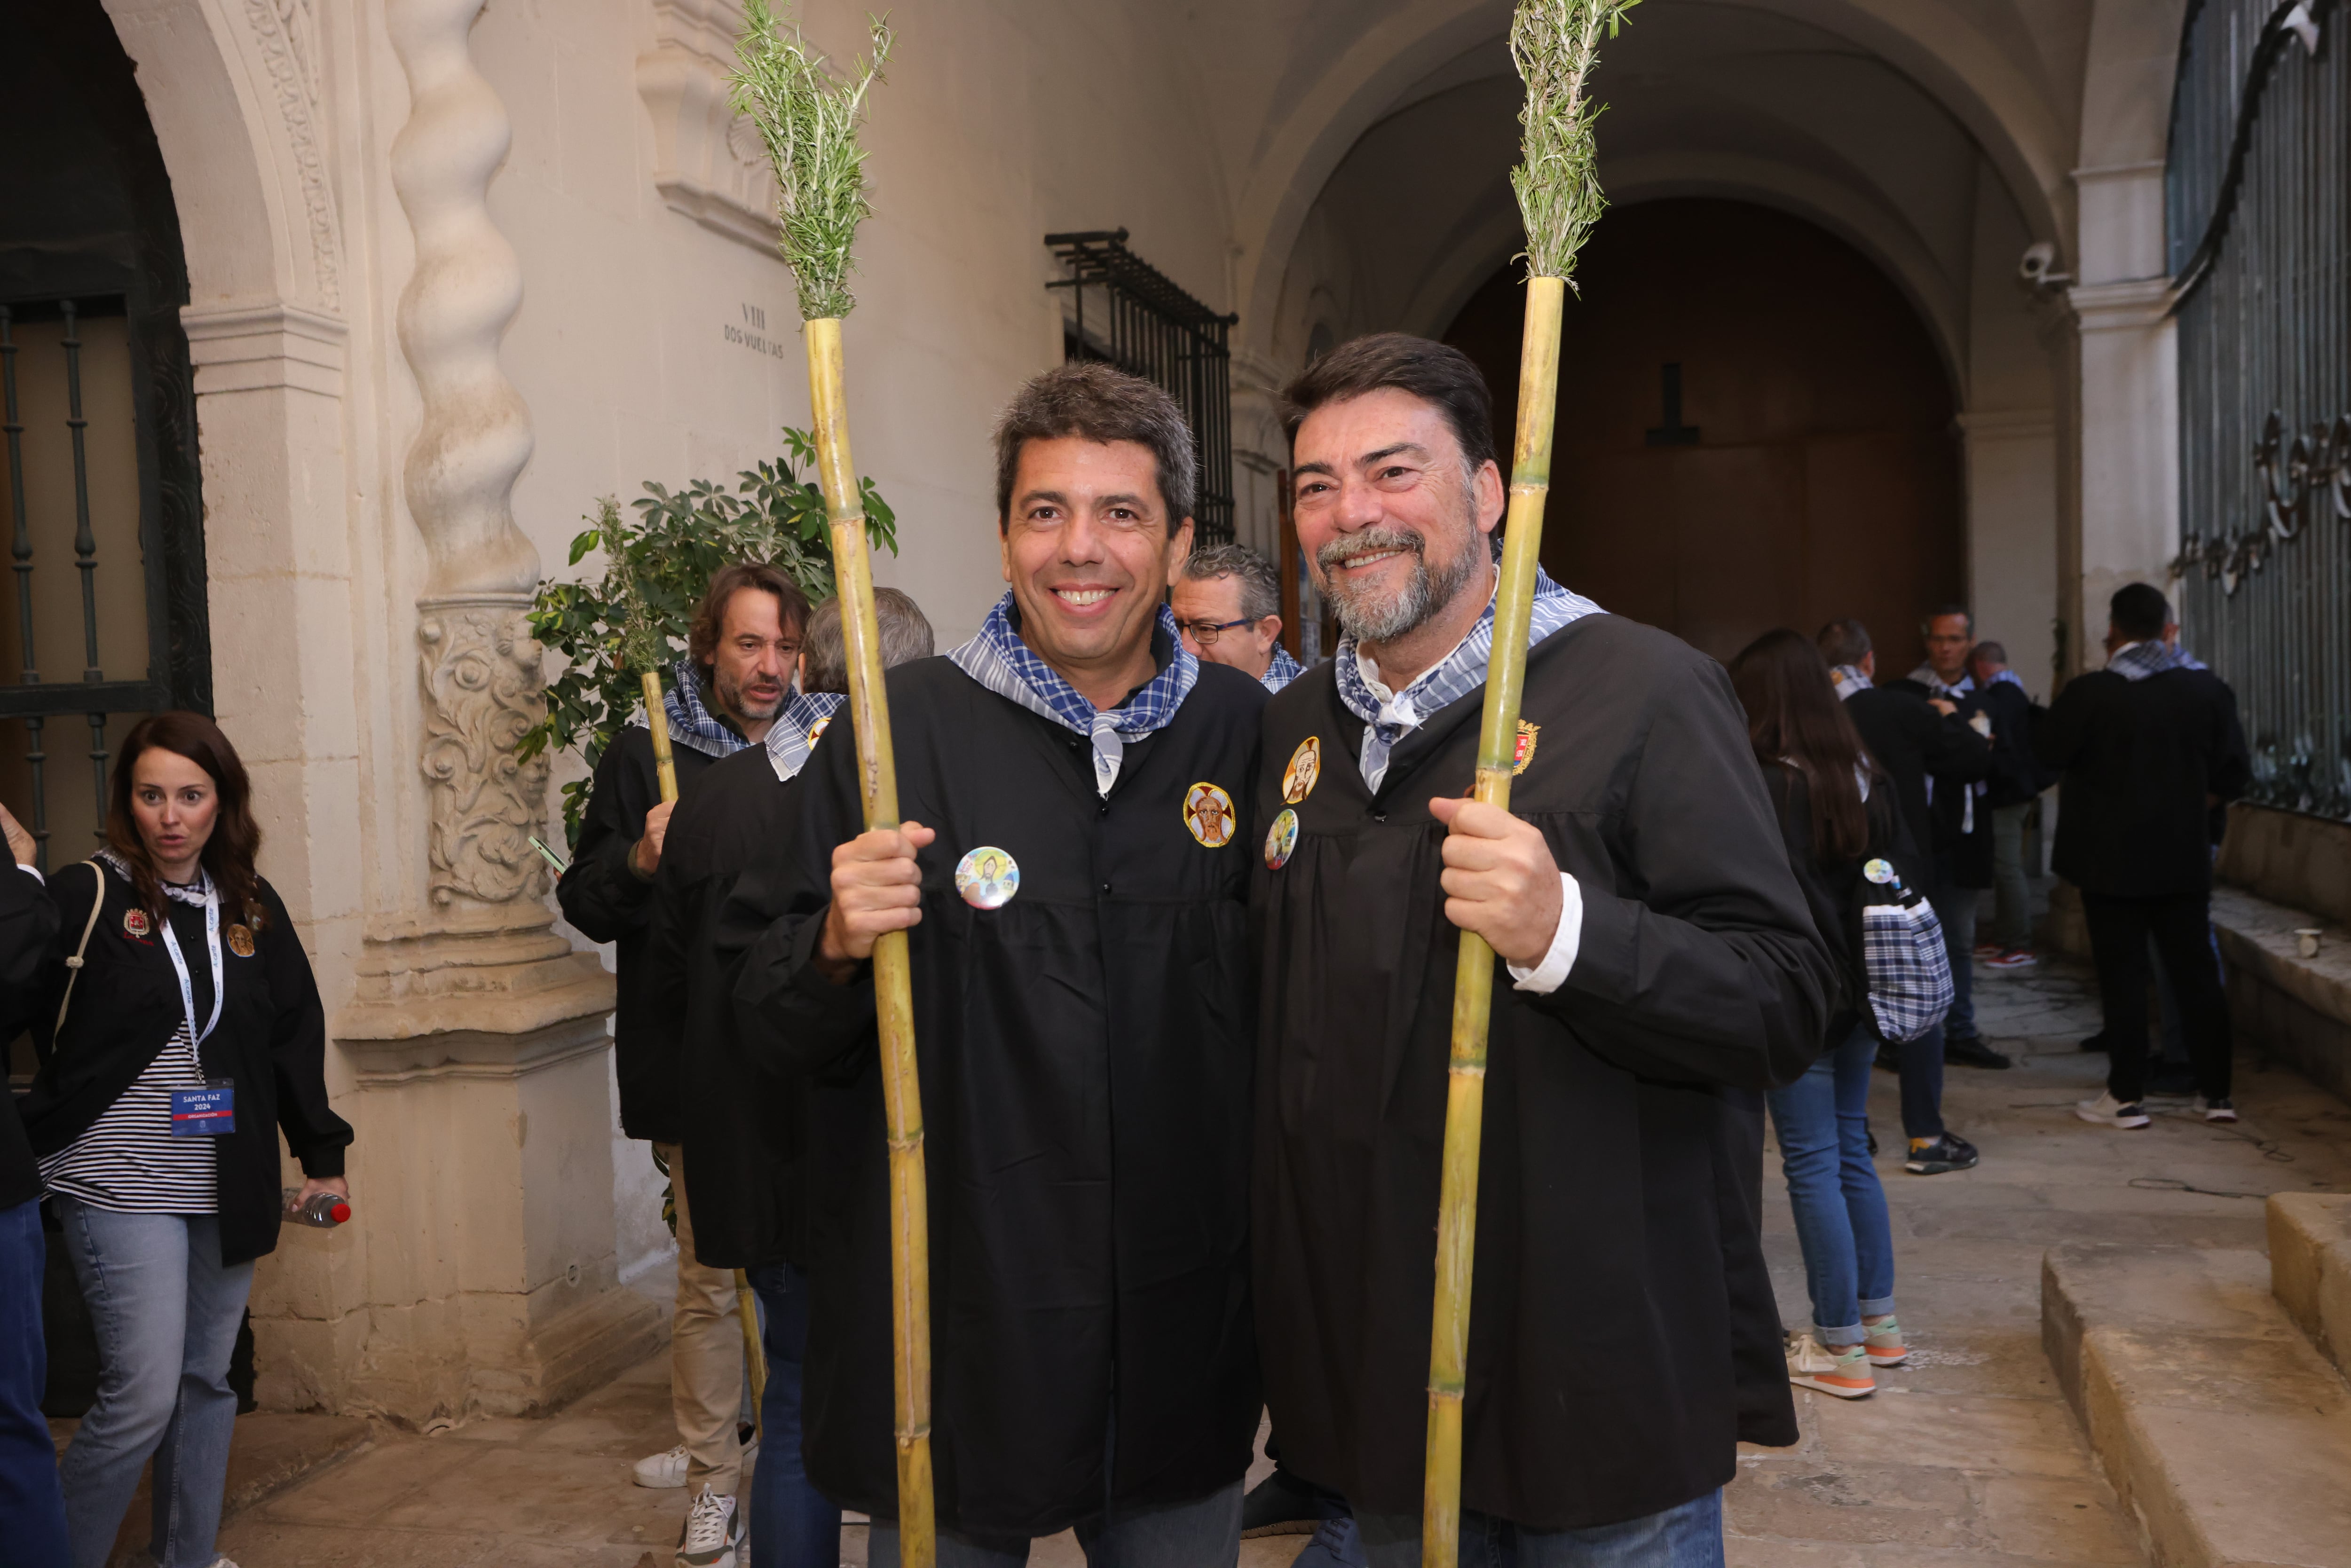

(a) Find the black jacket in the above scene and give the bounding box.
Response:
[1974,680,2055,809]
[722,653,1269,1539]
[651,742,812,1271]
[14,860,351,1265]
[1250,618,1836,1532]
[557,725,728,1144]
[1842,684,1989,884]
[0,866,61,1211]
[1762,764,1927,1032]
[2034,664,2251,897]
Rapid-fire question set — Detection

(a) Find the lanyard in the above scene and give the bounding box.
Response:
[156,874,225,1054]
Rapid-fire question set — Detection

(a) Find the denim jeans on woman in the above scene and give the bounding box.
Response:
[743,1261,840,1568]
[0,1196,70,1566]
[50,1197,253,1568]
[867,1478,1242,1567]
[1356,1488,1723,1567]
[1766,1023,1897,1345]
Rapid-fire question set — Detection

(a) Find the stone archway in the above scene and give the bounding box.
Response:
[1446,198,1964,670]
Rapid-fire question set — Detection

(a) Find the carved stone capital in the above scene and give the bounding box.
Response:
[638,0,787,258]
[418,596,549,914]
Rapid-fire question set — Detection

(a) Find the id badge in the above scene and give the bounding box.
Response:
[171,1079,236,1136]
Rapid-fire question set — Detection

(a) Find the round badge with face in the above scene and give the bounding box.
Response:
[954,847,1020,910]
[805,715,832,748]
[1863,858,1896,885]
[1264,808,1300,870]
[123,908,150,938]
[1282,737,1322,804]
[227,924,256,959]
[1183,782,1236,848]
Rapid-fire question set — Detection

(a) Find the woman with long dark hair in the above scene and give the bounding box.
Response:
[16,712,353,1568]
[1729,630,1916,1403]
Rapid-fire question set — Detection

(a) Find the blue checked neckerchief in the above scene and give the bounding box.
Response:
[1830,663,1872,700]
[946,592,1199,796]
[643,654,750,760]
[1332,566,1602,793]
[1261,645,1306,693]
[765,691,848,781]
[1982,667,2026,691]
[2109,641,2205,681]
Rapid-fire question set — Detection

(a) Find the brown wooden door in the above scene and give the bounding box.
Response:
[1445,199,1962,673]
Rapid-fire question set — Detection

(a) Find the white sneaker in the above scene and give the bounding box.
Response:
[634,1442,690,1489]
[2197,1096,2239,1123]
[2076,1092,2151,1129]
[677,1485,744,1568]
[1785,1333,1875,1399]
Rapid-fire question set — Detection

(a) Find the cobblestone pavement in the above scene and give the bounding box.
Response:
[204,951,2351,1567]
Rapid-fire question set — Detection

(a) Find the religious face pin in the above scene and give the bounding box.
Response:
[1282,737,1322,804]
[1264,808,1300,870]
[227,924,256,959]
[1863,858,1897,886]
[806,715,832,748]
[954,846,1020,910]
[1512,720,1540,775]
[1183,782,1236,848]
[122,908,150,938]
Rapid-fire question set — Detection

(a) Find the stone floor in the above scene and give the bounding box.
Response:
[169,951,2350,1567]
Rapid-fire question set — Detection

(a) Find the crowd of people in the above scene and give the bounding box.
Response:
[0,330,2255,1568]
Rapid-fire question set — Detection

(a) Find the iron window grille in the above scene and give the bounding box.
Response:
[1046,229,1239,546]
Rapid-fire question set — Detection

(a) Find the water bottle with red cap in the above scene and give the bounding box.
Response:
[283,1187,352,1227]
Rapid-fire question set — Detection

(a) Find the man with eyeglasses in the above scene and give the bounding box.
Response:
[559,562,809,1537]
[1174,543,1305,692]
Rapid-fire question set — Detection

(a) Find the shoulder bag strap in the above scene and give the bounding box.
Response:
[53,860,107,1039]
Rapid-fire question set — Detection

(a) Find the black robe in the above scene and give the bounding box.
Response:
[651,742,815,1270]
[722,653,1268,1539]
[1250,615,1835,1532]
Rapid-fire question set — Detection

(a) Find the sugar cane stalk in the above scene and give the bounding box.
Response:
[1423,5,1636,1565]
[731,8,933,1561]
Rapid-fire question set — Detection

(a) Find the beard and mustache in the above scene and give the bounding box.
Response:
[714,664,787,725]
[1313,523,1484,645]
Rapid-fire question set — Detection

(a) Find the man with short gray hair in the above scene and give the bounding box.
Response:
[1174,543,1305,692]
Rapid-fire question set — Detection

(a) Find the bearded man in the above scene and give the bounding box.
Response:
[1250,335,1835,1566]
[560,562,808,1516]
[725,363,1264,1566]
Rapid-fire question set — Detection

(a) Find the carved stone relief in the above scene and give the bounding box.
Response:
[240,0,340,307]
[418,599,549,910]
[638,0,787,257]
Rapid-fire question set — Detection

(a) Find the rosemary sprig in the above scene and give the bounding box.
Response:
[1509,0,1641,286]
[729,0,894,322]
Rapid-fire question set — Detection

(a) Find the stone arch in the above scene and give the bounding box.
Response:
[1234,0,2075,354]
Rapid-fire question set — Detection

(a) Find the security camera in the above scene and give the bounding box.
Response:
[2019,242,2072,288]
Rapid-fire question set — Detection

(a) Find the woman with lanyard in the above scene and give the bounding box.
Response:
[15,712,352,1568]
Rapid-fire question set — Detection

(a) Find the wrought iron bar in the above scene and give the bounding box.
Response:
[60,300,112,840]
[0,305,47,867]
[1045,229,1240,546]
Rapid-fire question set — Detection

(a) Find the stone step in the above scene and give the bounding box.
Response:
[2043,1240,2351,1568]
[2272,1191,2351,1383]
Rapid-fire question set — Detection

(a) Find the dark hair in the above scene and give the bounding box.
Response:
[993,362,1197,529]
[2111,582,2170,641]
[1969,640,2008,667]
[689,564,811,671]
[108,712,268,930]
[1279,332,1498,475]
[1730,630,1879,862]
[1920,604,1973,636]
[1177,543,1280,624]
[1816,617,1873,667]
[800,588,935,695]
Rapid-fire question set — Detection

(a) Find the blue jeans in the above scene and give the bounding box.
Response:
[868,1478,1242,1567]
[50,1198,253,1568]
[1766,1025,1897,1344]
[0,1198,69,1567]
[744,1262,839,1567]
[1932,882,1978,1043]
[1357,1488,1723,1567]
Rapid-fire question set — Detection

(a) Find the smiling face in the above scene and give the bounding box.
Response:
[1000,435,1194,705]
[131,746,220,882]
[1290,387,1502,657]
